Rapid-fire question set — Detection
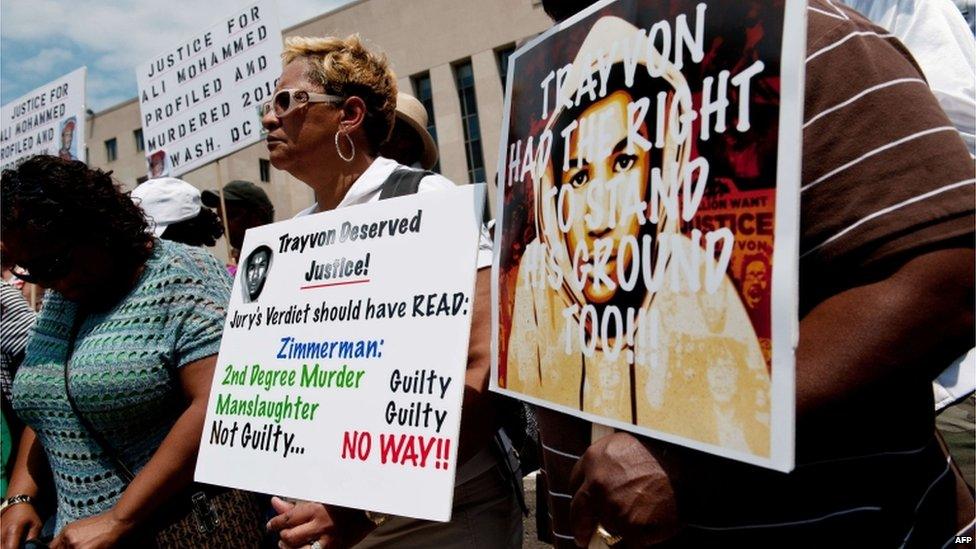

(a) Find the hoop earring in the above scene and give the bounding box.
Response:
[335,130,355,163]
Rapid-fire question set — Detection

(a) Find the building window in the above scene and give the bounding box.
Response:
[105,138,117,162]
[134,129,144,152]
[411,72,440,172]
[259,159,270,182]
[453,60,485,183]
[496,44,517,88]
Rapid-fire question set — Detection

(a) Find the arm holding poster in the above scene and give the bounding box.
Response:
[564,243,975,546]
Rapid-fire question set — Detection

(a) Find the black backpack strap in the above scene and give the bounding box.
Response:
[379,167,434,200]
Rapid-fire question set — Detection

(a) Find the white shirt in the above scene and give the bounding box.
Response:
[843,0,976,155]
[296,156,494,269]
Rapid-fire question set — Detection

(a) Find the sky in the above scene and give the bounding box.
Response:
[0,0,354,112]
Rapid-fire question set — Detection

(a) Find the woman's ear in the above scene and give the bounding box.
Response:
[338,96,368,134]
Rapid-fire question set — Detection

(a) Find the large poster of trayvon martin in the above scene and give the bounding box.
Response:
[490,0,804,471]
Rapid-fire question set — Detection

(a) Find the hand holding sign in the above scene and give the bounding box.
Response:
[268,497,375,549]
[573,428,681,547]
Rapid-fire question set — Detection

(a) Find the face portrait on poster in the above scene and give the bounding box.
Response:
[491,0,803,471]
[242,244,273,302]
[147,149,170,178]
[58,116,78,161]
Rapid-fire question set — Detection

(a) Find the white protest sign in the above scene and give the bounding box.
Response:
[1,67,87,171]
[195,185,486,522]
[136,0,282,177]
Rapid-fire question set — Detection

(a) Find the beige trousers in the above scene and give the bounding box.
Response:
[356,463,523,548]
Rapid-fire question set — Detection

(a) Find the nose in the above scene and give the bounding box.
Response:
[261,107,280,132]
[585,178,614,236]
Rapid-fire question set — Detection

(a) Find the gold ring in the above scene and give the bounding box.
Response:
[596,525,623,546]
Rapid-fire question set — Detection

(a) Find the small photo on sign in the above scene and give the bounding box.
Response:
[147,149,169,179]
[242,244,273,303]
[58,117,78,161]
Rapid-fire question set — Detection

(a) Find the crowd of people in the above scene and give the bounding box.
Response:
[0,0,973,547]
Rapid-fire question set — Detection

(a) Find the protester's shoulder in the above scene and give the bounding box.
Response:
[294,203,317,218]
[25,291,69,346]
[0,281,35,338]
[805,0,890,50]
[0,281,27,311]
[0,280,15,299]
[803,0,922,83]
[417,172,459,192]
[151,240,232,292]
[799,0,974,281]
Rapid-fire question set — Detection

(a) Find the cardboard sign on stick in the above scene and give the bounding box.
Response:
[196,185,486,522]
[490,0,804,472]
[136,0,283,177]
[1,67,87,170]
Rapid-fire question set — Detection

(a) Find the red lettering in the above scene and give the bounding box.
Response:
[341,430,372,461]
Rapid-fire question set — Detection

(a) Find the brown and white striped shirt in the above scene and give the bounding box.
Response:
[535,1,975,546]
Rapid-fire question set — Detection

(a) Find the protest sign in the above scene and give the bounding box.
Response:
[1,67,87,171]
[490,0,803,471]
[196,185,486,521]
[136,0,282,177]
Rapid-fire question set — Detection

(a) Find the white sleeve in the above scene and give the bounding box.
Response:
[842,0,976,154]
[418,174,494,269]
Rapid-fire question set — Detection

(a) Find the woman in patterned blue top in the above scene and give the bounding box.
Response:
[0,156,232,548]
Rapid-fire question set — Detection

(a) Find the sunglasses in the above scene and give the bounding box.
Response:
[10,253,72,284]
[260,89,345,118]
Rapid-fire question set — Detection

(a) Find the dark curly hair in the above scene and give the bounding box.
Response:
[1,155,154,271]
[160,208,224,247]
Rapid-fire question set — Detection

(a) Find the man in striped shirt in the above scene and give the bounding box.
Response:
[1,279,37,494]
[1,280,35,404]
[534,0,975,546]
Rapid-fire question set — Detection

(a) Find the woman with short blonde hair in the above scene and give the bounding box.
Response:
[262,35,520,549]
[262,34,400,211]
[282,35,397,151]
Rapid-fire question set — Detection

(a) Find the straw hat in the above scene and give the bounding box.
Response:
[393,92,439,170]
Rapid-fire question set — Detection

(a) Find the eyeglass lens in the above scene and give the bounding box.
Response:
[274,90,292,115]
